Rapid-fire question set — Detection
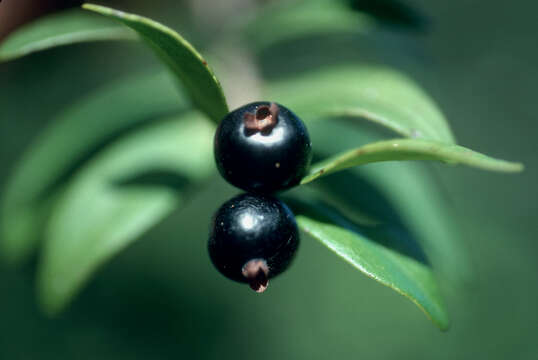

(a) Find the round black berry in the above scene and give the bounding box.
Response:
[208,193,300,292]
[214,101,312,193]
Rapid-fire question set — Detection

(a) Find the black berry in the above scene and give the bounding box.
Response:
[208,193,299,292]
[214,101,312,193]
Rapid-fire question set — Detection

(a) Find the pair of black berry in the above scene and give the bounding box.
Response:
[208,102,312,292]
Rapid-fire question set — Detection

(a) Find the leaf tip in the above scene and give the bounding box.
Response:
[37,286,63,318]
[488,160,525,173]
[429,308,450,331]
[81,3,111,15]
[510,162,525,172]
[81,3,100,11]
[37,267,76,318]
[440,322,451,332]
[299,175,313,185]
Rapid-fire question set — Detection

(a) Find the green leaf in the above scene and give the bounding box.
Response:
[289,195,450,330]
[302,138,524,184]
[265,65,456,142]
[1,71,186,265]
[83,3,228,123]
[38,113,215,315]
[304,120,472,286]
[0,9,136,62]
[244,0,375,51]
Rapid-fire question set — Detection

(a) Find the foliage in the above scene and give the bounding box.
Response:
[0,0,523,330]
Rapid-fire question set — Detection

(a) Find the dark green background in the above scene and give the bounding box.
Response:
[0,1,536,359]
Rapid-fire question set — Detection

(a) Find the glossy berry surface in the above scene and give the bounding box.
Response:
[208,193,299,292]
[214,101,312,193]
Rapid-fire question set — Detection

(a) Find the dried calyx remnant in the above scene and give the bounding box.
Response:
[242,258,269,292]
[244,103,279,134]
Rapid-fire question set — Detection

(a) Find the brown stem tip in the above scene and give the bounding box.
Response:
[243,103,279,134]
[242,259,269,293]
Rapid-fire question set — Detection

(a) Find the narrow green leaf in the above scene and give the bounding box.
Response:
[290,196,450,330]
[245,0,375,51]
[38,114,215,315]
[302,138,524,184]
[0,9,136,62]
[265,65,456,142]
[1,71,186,265]
[305,120,472,286]
[83,3,228,123]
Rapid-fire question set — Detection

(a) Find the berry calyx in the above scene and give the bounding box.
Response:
[243,102,279,134]
[242,259,269,292]
[214,101,312,193]
[208,193,300,292]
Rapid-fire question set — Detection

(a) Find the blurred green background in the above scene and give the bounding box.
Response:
[0,0,536,359]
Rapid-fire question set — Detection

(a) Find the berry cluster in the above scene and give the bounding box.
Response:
[209,102,312,292]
